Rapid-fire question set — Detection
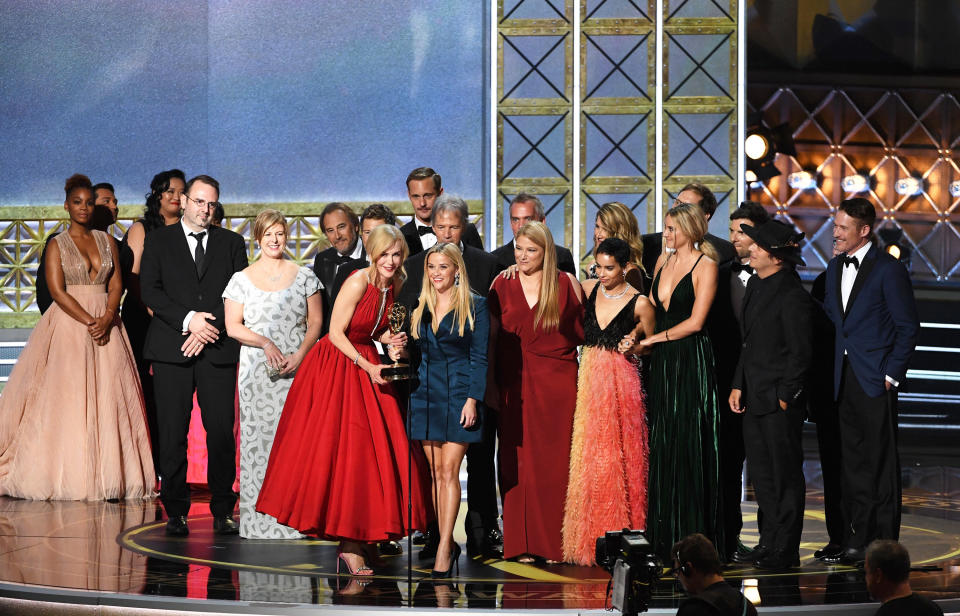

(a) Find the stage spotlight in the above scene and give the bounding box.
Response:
[877,226,910,267]
[745,169,758,183]
[841,174,870,193]
[894,176,923,196]
[949,180,960,198]
[787,171,817,190]
[752,160,780,183]
[745,133,770,161]
[595,530,660,616]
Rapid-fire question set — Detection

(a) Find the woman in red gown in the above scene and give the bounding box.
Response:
[256,224,428,576]
[489,221,584,563]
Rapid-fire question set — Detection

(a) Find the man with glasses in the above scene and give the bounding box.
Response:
[141,175,248,537]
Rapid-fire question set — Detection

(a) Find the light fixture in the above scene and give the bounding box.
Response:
[878,226,910,268]
[841,174,869,193]
[894,176,922,196]
[744,169,758,183]
[949,180,960,198]
[745,133,770,161]
[787,171,817,190]
[742,578,761,606]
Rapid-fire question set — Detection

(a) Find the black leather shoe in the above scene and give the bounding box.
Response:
[412,530,427,546]
[734,543,766,564]
[165,516,189,537]
[814,543,844,561]
[379,540,403,555]
[729,541,755,564]
[213,516,239,535]
[484,528,504,558]
[754,549,800,571]
[419,531,439,560]
[822,547,865,566]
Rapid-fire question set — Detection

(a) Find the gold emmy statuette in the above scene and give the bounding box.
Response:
[382,304,410,382]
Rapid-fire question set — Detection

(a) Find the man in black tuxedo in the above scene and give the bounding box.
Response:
[729,220,813,570]
[140,175,248,536]
[397,193,504,559]
[705,201,770,564]
[491,193,576,275]
[641,183,736,281]
[822,198,920,566]
[399,167,483,256]
[330,203,397,300]
[312,202,364,335]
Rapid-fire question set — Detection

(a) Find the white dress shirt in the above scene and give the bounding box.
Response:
[415,218,437,251]
[840,241,872,311]
[181,220,210,332]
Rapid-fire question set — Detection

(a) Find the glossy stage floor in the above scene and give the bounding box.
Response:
[2,460,960,615]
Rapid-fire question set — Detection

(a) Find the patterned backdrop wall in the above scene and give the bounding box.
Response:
[747,83,960,285]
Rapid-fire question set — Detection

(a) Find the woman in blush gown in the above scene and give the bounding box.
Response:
[256,224,428,576]
[0,174,155,500]
[223,210,323,539]
[626,202,724,561]
[562,238,655,566]
[489,221,584,564]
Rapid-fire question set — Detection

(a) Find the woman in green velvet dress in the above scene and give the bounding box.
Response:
[625,202,725,561]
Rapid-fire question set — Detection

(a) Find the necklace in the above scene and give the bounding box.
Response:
[601,282,631,299]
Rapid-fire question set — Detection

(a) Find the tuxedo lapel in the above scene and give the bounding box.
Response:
[198,226,216,280]
[832,259,844,319]
[844,246,877,319]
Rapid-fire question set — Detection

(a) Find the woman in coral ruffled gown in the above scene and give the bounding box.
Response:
[256,224,428,576]
[0,174,155,500]
[562,238,654,565]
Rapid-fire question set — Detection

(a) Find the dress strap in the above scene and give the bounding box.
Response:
[688,253,706,276]
[588,280,600,303]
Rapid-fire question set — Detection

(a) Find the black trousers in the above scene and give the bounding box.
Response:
[837,361,901,549]
[464,407,500,543]
[813,401,845,546]
[743,403,805,554]
[153,358,238,518]
[718,407,745,555]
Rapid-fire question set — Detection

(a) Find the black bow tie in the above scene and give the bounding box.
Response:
[841,254,860,270]
[731,262,754,275]
[334,253,354,265]
[418,226,435,237]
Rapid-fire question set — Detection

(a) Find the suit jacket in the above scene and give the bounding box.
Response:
[732,269,814,416]
[491,240,577,275]
[397,244,503,310]
[330,257,369,302]
[312,243,365,335]
[806,272,837,420]
[706,260,747,393]
[140,223,248,365]
[823,244,920,398]
[641,231,736,284]
[400,220,484,256]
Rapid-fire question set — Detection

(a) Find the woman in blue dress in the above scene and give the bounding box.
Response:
[399,242,489,578]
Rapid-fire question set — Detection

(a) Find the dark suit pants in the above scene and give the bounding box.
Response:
[464,408,500,543]
[718,408,746,555]
[743,404,805,554]
[837,361,901,549]
[813,401,844,546]
[153,358,239,519]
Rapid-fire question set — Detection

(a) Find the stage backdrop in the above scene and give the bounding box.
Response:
[0,1,484,206]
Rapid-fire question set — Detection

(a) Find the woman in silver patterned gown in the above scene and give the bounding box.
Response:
[223,209,323,539]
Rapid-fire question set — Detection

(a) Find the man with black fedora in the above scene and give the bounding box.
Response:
[729,219,813,570]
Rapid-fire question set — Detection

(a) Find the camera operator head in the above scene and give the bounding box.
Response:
[672,534,758,616]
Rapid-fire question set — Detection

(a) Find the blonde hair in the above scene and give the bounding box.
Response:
[253,209,288,243]
[516,221,560,332]
[410,243,476,339]
[665,202,718,262]
[365,225,408,291]
[596,201,645,273]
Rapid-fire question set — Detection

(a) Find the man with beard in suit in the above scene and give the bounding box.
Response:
[140,174,248,536]
[491,193,576,275]
[312,202,363,335]
[729,219,813,570]
[822,198,919,566]
[706,201,771,564]
[330,203,397,300]
[398,192,504,560]
[400,167,483,256]
[641,183,737,282]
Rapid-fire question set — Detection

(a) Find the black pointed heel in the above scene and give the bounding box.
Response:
[430,543,461,578]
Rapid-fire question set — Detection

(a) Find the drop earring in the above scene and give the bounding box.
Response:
[454,272,461,287]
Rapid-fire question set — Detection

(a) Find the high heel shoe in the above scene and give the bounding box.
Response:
[337,551,374,577]
[431,543,461,578]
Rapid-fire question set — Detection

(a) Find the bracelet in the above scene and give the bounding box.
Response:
[353,353,361,365]
[665,329,670,342]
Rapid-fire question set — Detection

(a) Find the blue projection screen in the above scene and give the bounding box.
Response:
[0,1,484,206]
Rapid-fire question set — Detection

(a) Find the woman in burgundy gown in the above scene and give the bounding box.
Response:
[489,221,584,563]
[256,225,428,576]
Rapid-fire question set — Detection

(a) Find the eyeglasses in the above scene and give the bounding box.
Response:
[183,194,221,210]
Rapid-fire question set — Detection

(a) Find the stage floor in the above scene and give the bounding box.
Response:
[2,478,960,614]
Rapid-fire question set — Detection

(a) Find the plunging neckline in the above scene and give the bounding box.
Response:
[654,254,704,312]
[65,231,102,283]
[517,275,540,310]
[591,284,638,331]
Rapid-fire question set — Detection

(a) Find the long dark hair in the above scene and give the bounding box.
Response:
[143,169,185,232]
